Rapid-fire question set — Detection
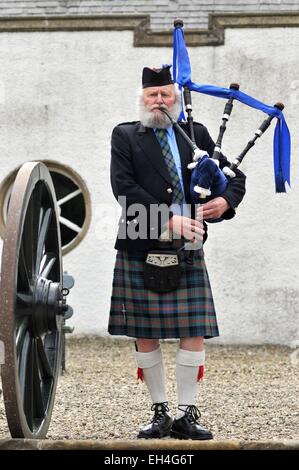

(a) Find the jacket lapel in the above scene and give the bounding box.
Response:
[136,124,173,185]
[135,123,193,203]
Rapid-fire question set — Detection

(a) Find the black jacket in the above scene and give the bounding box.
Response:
[110,121,246,251]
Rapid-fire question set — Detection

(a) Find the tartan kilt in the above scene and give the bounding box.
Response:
[108,249,219,339]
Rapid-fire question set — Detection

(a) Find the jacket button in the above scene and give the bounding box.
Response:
[167,188,173,193]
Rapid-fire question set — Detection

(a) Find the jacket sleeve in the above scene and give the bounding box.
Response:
[199,124,246,220]
[110,125,173,236]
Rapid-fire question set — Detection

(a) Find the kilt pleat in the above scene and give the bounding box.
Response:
[108,249,219,339]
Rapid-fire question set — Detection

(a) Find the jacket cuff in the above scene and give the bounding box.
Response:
[220,195,236,220]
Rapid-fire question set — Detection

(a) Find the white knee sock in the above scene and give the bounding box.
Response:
[176,348,205,419]
[135,346,167,404]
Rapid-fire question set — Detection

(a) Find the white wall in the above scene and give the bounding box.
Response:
[0,28,298,344]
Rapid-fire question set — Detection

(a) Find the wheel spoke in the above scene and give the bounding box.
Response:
[15,291,32,319]
[59,216,81,233]
[18,242,31,291]
[16,292,33,305]
[44,333,58,372]
[22,196,36,281]
[38,206,45,236]
[19,333,34,430]
[57,188,82,206]
[40,253,56,279]
[33,182,44,247]
[35,208,52,275]
[33,339,46,419]
[36,337,53,379]
[16,318,29,358]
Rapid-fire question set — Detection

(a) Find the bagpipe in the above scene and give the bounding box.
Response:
[160,86,284,216]
[162,19,291,216]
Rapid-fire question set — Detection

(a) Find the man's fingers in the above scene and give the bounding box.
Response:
[203,210,216,219]
[199,204,215,214]
[202,208,219,218]
[196,206,204,218]
[190,219,204,229]
[202,208,216,215]
[199,197,228,220]
[172,216,205,237]
[184,228,204,241]
[189,219,204,236]
[195,226,205,235]
[186,234,203,242]
[200,201,215,210]
[189,225,204,235]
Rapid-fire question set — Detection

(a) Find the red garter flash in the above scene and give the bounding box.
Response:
[137,367,144,382]
[197,365,204,382]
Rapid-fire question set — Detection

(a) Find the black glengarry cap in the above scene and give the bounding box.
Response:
[142,65,173,88]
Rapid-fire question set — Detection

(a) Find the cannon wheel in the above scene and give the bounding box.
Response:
[0,162,64,438]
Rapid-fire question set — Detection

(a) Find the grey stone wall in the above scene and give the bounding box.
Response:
[0,1,298,30]
[0,26,298,343]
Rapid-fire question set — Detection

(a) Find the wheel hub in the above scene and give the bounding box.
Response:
[32,277,63,336]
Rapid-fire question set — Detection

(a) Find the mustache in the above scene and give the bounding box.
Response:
[149,104,169,111]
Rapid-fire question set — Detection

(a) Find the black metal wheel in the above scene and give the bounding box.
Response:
[0,162,66,438]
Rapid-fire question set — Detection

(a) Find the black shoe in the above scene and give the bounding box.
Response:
[137,402,173,439]
[170,405,213,440]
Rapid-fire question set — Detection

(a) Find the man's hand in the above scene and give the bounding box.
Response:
[168,215,205,242]
[197,197,230,220]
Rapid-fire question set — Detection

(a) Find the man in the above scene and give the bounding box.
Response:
[108,66,246,440]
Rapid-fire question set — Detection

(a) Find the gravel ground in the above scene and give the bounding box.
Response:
[1,337,298,441]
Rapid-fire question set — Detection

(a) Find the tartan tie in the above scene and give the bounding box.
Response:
[155,128,184,204]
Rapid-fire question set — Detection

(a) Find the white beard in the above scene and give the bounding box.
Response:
[138,91,182,129]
